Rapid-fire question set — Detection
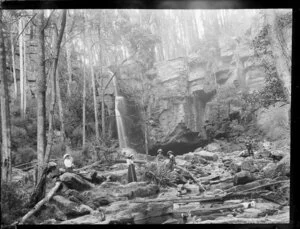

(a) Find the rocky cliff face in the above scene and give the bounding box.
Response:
[115,11,291,155]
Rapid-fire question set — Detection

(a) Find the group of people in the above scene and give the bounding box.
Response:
[157,148,177,171]
[59,148,177,184]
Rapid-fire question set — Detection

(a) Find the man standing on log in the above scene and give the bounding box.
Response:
[127,154,137,183]
[167,151,176,171]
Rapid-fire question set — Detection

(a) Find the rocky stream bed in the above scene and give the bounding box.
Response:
[14,139,290,224]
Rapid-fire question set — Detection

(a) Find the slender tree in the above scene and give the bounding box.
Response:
[82,11,87,148]
[0,10,12,183]
[19,17,24,117]
[36,10,47,181]
[10,24,17,99]
[23,22,27,116]
[44,10,67,163]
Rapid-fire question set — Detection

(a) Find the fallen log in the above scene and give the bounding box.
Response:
[226,180,289,196]
[74,161,102,171]
[175,165,206,191]
[172,203,246,217]
[209,177,233,185]
[132,194,227,204]
[196,215,289,224]
[19,181,62,224]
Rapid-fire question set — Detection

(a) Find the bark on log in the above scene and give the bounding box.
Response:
[132,195,225,204]
[226,180,289,196]
[19,181,62,224]
[173,203,246,217]
[197,216,288,224]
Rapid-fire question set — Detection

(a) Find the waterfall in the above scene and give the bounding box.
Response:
[113,75,128,149]
[115,96,128,148]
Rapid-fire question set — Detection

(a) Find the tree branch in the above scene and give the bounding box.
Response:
[14,13,37,46]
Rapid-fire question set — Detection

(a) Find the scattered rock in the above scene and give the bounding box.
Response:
[204,143,221,152]
[175,158,189,167]
[182,152,196,161]
[241,158,258,173]
[51,195,91,218]
[255,149,271,159]
[274,155,290,177]
[236,208,262,218]
[262,163,277,178]
[229,161,242,173]
[233,171,254,186]
[193,151,218,161]
[61,214,106,224]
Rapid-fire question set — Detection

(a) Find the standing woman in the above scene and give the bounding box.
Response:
[127,154,137,183]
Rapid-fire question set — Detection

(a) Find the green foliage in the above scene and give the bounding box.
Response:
[11,125,29,151]
[50,142,66,159]
[251,18,288,108]
[13,146,36,165]
[141,162,176,187]
[1,182,31,225]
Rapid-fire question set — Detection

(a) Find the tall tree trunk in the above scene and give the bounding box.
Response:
[82,13,87,148]
[19,18,24,118]
[44,10,67,164]
[36,11,46,181]
[0,10,12,182]
[90,54,100,143]
[56,68,66,143]
[97,25,106,141]
[32,10,67,206]
[23,26,27,117]
[44,29,57,166]
[10,26,17,100]
[82,57,86,148]
[66,32,72,97]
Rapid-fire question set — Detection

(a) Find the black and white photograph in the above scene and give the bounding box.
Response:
[0,8,291,225]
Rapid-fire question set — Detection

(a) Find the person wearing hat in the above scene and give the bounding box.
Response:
[126,154,137,183]
[156,148,165,162]
[63,154,75,172]
[167,151,176,171]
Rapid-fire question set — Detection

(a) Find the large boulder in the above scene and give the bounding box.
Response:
[229,161,242,173]
[204,142,221,152]
[274,155,290,177]
[233,171,255,185]
[262,156,290,179]
[262,163,277,178]
[193,150,218,161]
[182,152,196,161]
[97,181,159,199]
[236,208,263,218]
[60,172,94,191]
[241,158,258,172]
[51,195,92,218]
[175,158,189,167]
[133,201,173,224]
[101,169,128,184]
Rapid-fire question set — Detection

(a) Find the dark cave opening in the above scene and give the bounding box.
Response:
[149,140,209,157]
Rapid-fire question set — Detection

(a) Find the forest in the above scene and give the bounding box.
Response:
[1,9,291,225]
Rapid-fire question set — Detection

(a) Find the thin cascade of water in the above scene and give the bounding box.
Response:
[113,75,128,149]
[115,96,128,148]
